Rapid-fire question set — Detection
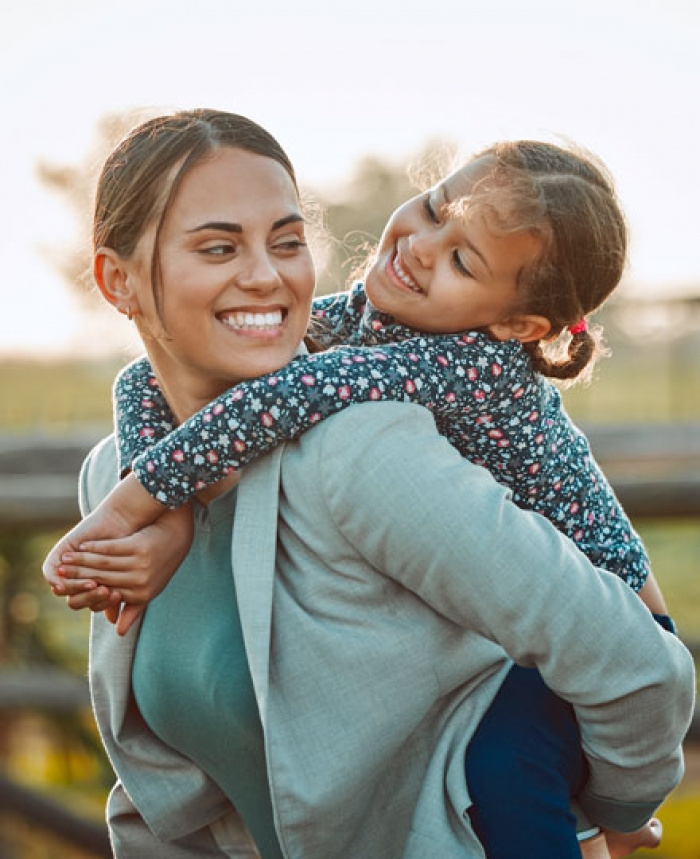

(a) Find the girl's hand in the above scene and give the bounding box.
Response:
[43,472,168,592]
[55,506,194,635]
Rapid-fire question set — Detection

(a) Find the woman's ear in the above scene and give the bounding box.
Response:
[488,314,551,343]
[94,248,141,318]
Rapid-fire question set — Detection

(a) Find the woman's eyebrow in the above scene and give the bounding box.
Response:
[186,214,304,234]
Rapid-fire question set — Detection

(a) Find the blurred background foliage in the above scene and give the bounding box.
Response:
[0,115,698,857]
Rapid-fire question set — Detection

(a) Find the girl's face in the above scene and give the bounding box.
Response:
[364,158,543,337]
[125,147,315,403]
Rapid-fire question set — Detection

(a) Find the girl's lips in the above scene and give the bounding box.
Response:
[386,251,423,294]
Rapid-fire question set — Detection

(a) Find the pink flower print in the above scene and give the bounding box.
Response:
[203,413,213,424]
[223,466,235,476]
[488,429,504,440]
[528,410,539,422]
[513,386,525,400]
[535,433,544,445]
[261,412,274,428]
[369,388,381,400]
[339,385,352,399]
[142,399,154,409]
[301,374,316,387]
[213,403,225,415]
[473,389,486,402]
[146,461,155,473]
[231,389,244,401]
[528,462,540,475]
[491,363,503,377]
[408,353,419,363]
[233,440,246,453]
[553,481,562,492]
[172,450,185,463]
[206,451,219,464]
[195,480,206,491]
[140,427,155,438]
[573,530,583,541]
[371,319,383,331]
[498,439,510,448]
[467,367,478,381]
[352,354,366,363]
[462,334,477,344]
[148,377,159,388]
[405,379,416,394]
[445,392,456,403]
[267,376,279,386]
[588,512,595,525]
[310,413,322,423]
[475,414,493,425]
[437,355,448,367]
[570,502,579,514]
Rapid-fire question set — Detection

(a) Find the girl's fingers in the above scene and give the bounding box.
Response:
[59,551,134,572]
[67,587,120,612]
[78,536,136,555]
[116,605,145,636]
[58,566,140,587]
[52,578,98,596]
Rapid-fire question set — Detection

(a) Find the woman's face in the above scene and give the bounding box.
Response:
[129,147,315,401]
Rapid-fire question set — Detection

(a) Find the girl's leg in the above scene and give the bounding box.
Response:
[466,664,586,858]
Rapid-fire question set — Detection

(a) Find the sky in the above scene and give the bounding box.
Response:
[2,0,700,357]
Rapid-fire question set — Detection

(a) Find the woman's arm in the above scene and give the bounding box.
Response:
[315,403,695,833]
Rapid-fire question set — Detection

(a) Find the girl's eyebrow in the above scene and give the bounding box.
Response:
[186,213,304,234]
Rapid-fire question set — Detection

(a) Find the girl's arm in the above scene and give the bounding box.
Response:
[307,282,368,347]
[113,356,176,475]
[126,330,506,507]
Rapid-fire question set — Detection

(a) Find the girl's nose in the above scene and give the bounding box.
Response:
[408,230,437,268]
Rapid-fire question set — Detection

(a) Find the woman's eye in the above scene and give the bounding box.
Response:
[273,238,307,252]
[423,196,440,224]
[452,250,473,278]
[200,244,235,256]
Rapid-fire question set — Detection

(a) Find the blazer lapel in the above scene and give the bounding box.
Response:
[231,446,284,728]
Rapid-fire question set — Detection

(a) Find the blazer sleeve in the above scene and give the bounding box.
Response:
[316,402,696,831]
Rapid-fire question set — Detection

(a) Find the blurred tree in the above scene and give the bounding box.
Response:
[36,110,155,305]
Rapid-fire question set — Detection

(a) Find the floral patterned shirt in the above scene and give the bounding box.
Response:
[114,282,649,591]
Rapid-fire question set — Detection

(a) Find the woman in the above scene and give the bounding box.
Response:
[45,110,694,857]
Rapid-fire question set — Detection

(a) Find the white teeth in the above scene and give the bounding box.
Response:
[220,310,284,330]
[392,254,422,292]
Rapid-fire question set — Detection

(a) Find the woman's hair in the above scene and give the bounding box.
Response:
[93,109,298,319]
[461,140,627,383]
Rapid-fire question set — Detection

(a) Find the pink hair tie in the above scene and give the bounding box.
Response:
[568,319,588,335]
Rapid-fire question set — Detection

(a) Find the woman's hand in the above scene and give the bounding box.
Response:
[52,505,194,635]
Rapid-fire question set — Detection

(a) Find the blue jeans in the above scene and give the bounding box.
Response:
[465,664,586,858]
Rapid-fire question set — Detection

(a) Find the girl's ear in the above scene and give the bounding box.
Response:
[94,248,141,317]
[488,314,551,343]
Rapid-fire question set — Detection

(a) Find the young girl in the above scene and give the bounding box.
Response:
[50,139,671,857]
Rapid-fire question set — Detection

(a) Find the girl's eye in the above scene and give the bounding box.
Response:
[422,196,440,224]
[452,250,473,278]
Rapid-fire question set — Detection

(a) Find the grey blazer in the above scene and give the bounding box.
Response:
[83,402,696,858]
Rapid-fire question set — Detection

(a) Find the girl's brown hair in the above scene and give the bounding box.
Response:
[467,140,627,383]
[93,109,298,318]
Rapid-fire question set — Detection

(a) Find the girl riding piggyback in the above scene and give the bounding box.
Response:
[105,140,664,612]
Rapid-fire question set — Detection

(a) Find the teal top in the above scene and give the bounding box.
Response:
[132,488,282,858]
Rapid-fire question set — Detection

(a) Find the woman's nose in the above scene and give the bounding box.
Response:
[236,251,282,292]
